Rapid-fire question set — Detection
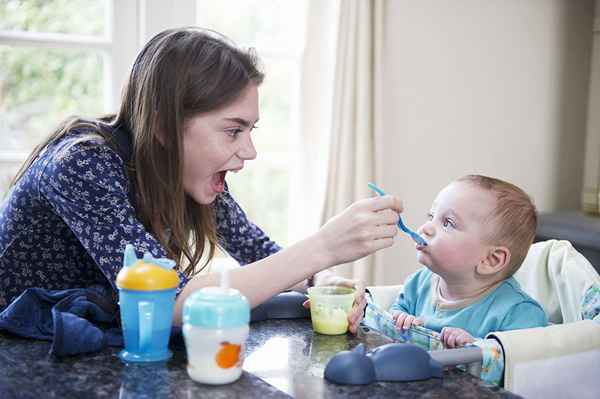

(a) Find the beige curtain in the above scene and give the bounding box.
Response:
[321,0,385,284]
[582,2,600,214]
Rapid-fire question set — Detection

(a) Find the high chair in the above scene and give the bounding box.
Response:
[365,240,600,398]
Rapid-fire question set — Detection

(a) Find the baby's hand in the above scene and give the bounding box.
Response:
[391,311,423,330]
[440,327,475,348]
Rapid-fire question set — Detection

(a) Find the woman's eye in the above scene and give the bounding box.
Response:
[226,128,243,137]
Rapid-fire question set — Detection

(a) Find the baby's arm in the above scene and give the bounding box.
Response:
[440,327,475,348]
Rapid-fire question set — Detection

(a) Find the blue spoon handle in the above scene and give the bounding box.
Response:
[367,183,427,246]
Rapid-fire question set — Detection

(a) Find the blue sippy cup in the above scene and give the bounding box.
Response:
[116,244,180,363]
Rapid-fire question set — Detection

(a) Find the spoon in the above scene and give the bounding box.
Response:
[367,182,427,246]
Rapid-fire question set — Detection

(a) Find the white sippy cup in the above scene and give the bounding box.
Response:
[182,270,250,385]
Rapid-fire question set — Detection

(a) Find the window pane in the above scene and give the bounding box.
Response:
[0,45,105,152]
[196,0,307,56]
[256,56,298,153]
[0,160,21,197]
[0,0,107,36]
[226,157,289,246]
[197,0,307,249]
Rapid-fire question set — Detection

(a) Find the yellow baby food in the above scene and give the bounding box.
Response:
[311,307,349,335]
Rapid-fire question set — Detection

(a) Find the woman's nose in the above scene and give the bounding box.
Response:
[238,132,257,160]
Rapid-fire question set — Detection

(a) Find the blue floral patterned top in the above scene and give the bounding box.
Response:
[0,125,281,309]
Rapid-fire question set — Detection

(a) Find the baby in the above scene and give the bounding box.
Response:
[391,174,548,348]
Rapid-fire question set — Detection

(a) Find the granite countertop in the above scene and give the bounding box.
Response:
[0,319,519,398]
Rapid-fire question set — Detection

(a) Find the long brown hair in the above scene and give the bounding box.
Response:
[11,27,264,277]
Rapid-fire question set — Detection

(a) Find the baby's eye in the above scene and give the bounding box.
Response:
[426,212,434,221]
[443,218,455,229]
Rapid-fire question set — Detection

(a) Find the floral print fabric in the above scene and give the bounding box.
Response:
[0,129,280,309]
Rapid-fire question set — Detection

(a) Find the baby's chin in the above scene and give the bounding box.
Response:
[416,253,435,270]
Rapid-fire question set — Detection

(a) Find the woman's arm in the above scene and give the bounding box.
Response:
[174,195,401,325]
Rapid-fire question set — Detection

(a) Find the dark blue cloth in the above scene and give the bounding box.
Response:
[0,284,122,357]
[0,123,281,309]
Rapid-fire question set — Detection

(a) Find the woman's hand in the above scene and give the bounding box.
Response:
[302,273,367,335]
[440,327,475,348]
[316,195,403,267]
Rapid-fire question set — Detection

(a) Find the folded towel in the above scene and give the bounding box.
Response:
[0,285,122,356]
[488,320,600,398]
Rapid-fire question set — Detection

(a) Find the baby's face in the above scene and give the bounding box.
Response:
[416,181,497,280]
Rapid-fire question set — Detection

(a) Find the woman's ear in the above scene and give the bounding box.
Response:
[476,246,511,276]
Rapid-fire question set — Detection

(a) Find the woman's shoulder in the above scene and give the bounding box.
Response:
[47,128,124,165]
[39,128,131,196]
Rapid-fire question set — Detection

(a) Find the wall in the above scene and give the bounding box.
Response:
[374,0,595,284]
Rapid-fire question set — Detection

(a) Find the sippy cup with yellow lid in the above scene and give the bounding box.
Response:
[116,244,180,362]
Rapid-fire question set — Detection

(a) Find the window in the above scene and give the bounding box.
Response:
[0,0,306,249]
[0,0,138,195]
[197,0,308,247]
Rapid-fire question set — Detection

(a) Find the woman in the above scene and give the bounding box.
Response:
[0,28,401,333]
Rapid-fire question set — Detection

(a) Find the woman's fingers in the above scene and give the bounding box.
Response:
[366,195,403,213]
[373,224,398,240]
[347,295,367,334]
[316,194,403,266]
[348,280,367,334]
[375,208,401,226]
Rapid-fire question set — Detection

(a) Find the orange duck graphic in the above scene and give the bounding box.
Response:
[215,341,242,369]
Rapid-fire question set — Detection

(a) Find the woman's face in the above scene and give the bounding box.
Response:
[182,84,259,204]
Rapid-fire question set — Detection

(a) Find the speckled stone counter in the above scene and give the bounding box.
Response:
[0,319,519,398]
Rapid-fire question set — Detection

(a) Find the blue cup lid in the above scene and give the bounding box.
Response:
[183,287,250,329]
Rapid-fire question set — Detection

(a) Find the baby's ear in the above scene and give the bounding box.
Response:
[476,246,511,276]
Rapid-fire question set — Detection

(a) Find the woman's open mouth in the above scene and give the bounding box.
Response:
[211,170,227,193]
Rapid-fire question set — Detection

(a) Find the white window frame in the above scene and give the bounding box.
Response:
[1,1,301,241]
[0,0,140,172]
